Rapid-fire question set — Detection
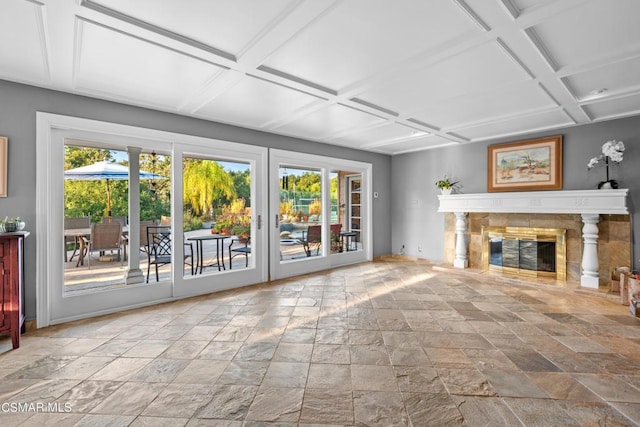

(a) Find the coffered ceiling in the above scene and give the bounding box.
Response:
[2,0,640,154]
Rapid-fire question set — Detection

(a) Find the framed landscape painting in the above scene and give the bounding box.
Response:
[487,135,562,192]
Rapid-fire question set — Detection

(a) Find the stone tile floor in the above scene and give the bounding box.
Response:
[2,258,640,426]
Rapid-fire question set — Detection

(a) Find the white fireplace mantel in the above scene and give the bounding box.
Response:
[437,189,629,289]
[437,189,628,215]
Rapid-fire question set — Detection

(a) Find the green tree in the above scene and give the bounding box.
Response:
[140,153,171,220]
[226,169,251,207]
[295,172,321,193]
[65,146,111,169]
[183,159,236,216]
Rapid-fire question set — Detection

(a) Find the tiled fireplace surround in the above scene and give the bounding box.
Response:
[439,189,631,289]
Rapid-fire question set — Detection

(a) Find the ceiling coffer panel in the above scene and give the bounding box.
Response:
[0,0,48,84]
[332,123,428,147]
[196,75,322,128]
[529,0,640,69]
[263,0,482,91]
[563,56,640,101]
[357,41,532,115]
[582,93,640,121]
[85,0,296,58]
[274,104,387,140]
[374,135,458,154]
[412,80,557,130]
[454,109,574,140]
[76,20,224,108]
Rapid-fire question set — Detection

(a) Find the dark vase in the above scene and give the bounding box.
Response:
[597,180,618,189]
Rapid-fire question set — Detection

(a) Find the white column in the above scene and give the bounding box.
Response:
[453,212,468,268]
[125,147,144,285]
[581,213,600,289]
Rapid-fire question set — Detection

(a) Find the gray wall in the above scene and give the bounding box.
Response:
[0,79,393,321]
[392,115,640,271]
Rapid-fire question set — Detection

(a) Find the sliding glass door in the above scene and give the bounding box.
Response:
[38,113,267,326]
[173,144,267,297]
[269,149,372,280]
[38,114,368,326]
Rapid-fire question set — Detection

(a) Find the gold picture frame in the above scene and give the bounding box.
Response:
[0,137,6,197]
[487,135,562,192]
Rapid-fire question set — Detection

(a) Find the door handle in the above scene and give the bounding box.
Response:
[257,215,262,230]
[275,214,279,228]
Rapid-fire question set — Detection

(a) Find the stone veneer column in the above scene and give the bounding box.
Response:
[453,212,468,268]
[581,214,600,289]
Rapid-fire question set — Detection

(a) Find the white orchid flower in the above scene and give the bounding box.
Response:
[589,139,625,168]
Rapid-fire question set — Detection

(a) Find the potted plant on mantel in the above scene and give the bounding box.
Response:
[435,176,459,195]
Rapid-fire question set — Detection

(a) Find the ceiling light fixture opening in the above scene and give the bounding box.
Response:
[588,88,608,97]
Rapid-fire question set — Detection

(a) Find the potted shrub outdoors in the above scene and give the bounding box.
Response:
[213,198,251,237]
[231,224,251,243]
[212,218,233,235]
[435,176,459,195]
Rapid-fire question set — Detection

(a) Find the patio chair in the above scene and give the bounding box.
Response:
[300,225,322,257]
[139,219,159,254]
[229,237,251,269]
[102,216,128,259]
[64,216,90,262]
[146,226,194,282]
[83,222,124,269]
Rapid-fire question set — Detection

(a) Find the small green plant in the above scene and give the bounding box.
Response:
[435,176,459,190]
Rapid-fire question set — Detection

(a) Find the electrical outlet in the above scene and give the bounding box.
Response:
[400,244,405,255]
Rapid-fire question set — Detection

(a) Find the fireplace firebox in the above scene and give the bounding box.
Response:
[482,226,566,280]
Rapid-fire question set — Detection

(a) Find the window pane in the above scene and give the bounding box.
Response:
[279,166,321,261]
[182,157,252,276]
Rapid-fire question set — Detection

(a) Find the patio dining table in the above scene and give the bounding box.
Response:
[65,226,129,267]
[187,234,231,274]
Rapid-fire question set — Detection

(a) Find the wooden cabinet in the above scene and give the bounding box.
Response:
[0,232,28,349]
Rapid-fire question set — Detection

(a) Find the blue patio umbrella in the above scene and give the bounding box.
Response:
[64,160,165,216]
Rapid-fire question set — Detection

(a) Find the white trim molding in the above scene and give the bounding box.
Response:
[437,189,629,288]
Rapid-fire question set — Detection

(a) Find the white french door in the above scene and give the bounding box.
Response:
[269,149,372,280]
